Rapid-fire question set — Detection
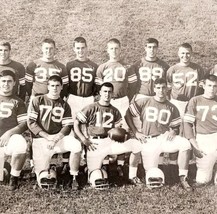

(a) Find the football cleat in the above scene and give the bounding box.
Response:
[146,168,165,189]
[180,176,192,191]
[89,168,109,190]
[129,177,143,186]
[9,175,19,191]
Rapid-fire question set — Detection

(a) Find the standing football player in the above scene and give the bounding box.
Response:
[25,38,69,170]
[128,38,169,102]
[25,38,68,101]
[95,38,134,176]
[184,74,217,186]
[167,43,205,172]
[125,78,192,191]
[74,82,142,185]
[0,41,26,101]
[0,70,27,190]
[27,75,82,189]
[66,37,98,122]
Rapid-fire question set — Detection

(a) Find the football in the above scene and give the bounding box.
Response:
[108,127,127,142]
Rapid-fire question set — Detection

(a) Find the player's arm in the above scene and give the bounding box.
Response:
[127,64,138,101]
[17,63,26,101]
[94,65,104,96]
[125,103,146,143]
[25,62,36,97]
[0,101,27,146]
[60,65,69,99]
[74,119,96,151]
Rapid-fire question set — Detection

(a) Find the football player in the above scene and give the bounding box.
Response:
[27,75,82,189]
[95,38,134,176]
[167,43,205,170]
[25,38,68,101]
[0,41,26,100]
[74,82,142,185]
[128,38,169,102]
[0,70,27,190]
[184,74,217,186]
[66,37,98,122]
[125,78,192,191]
[25,38,69,169]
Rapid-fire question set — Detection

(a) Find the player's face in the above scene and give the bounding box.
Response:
[178,47,192,64]
[0,75,15,95]
[47,80,62,97]
[73,42,88,61]
[0,45,10,62]
[107,43,121,60]
[203,79,217,98]
[99,86,113,102]
[145,43,158,59]
[42,42,56,60]
[154,83,168,99]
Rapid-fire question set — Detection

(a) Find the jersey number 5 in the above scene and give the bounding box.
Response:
[0,103,13,118]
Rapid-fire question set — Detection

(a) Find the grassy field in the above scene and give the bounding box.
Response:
[1,0,217,213]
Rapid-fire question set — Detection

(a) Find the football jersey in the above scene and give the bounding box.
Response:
[128,57,169,97]
[28,95,73,137]
[76,102,122,137]
[129,97,181,136]
[66,59,97,97]
[167,62,204,101]
[184,95,217,138]
[25,59,68,97]
[95,60,135,98]
[0,60,26,100]
[0,95,27,137]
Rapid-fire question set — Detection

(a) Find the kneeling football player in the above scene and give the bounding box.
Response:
[125,78,192,191]
[0,70,27,190]
[27,75,82,189]
[74,82,142,186]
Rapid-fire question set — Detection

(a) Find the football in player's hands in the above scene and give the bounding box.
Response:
[108,127,127,142]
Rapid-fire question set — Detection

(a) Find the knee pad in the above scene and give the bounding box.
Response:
[178,137,191,151]
[130,139,142,154]
[7,134,27,155]
[64,136,82,153]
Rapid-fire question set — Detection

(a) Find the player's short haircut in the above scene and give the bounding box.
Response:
[48,75,63,85]
[204,74,217,83]
[0,70,16,81]
[42,38,56,47]
[145,38,159,47]
[107,38,121,47]
[179,43,192,51]
[73,37,87,47]
[99,82,114,91]
[154,78,167,86]
[0,41,11,50]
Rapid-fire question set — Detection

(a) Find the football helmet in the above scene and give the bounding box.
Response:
[108,127,127,142]
[89,168,109,190]
[146,167,165,189]
[38,169,57,189]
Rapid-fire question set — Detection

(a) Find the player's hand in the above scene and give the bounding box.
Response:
[83,138,97,151]
[0,131,12,147]
[165,130,176,141]
[193,147,206,158]
[135,131,147,144]
[47,140,56,150]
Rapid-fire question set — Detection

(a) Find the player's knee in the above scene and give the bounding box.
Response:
[64,136,82,153]
[178,137,191,151]
[9,134,27,154]
[129,139,142,154]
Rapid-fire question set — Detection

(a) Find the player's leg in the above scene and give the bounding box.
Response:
[5,134,27,190]
[160,133,192,190]
[55,136,82,189]
[109,138,142,184]
[194,133,217,185]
